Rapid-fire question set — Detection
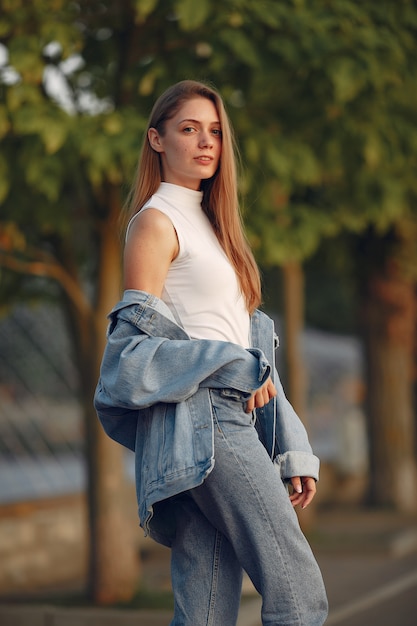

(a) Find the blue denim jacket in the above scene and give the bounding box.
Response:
[94,289,319,544]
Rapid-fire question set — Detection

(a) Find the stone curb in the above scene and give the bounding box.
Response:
[0,602,264,626]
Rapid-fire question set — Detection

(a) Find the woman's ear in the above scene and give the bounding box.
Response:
[148,127,164,153]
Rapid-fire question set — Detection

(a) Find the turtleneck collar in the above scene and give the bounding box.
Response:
[158,183,203,209]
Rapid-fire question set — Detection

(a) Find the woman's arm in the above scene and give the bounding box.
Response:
[123,208,178,295]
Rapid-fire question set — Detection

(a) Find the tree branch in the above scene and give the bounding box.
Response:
[0,250,93,319]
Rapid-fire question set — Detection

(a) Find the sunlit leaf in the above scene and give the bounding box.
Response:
[175,0,211,31]
[134,0,159,22]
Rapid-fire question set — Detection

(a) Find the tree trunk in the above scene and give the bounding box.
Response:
[361,233,417,512]
[65,188,140,603]
[87,188,140,603]
[282,262,307,420]
[282,262,315,529]
[86,396,139,604]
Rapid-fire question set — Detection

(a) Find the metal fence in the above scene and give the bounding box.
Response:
[0,305,85,503]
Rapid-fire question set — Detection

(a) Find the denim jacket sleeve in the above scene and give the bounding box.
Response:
[94,294,271,412]
[250,310,320,481]
[271,368,320,481]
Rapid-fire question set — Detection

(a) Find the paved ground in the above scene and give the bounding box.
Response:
[1,506,417,626]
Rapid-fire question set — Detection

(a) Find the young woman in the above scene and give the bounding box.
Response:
[95,80,328,625]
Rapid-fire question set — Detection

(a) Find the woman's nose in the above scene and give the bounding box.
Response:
[199,131,213,148]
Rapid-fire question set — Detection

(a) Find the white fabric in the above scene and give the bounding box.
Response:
[126,183,250,347]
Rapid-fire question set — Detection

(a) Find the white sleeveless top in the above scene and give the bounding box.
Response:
[126,183,250,347]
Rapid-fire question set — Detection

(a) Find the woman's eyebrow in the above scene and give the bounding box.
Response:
[178,118,220,125]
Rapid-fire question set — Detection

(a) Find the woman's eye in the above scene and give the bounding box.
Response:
[212,128,222,136]
[183,127,195,133]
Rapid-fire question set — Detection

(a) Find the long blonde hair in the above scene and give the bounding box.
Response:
[123,80,261,313]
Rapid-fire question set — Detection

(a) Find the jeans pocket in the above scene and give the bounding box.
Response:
[209,390,255,432]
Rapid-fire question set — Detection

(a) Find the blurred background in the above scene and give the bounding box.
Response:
[0,0,416,620]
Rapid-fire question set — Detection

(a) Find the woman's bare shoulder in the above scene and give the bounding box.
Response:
[127,207,175,240]
[123,208,178,293]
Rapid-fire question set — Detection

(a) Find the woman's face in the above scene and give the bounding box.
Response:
[148,97,222,190]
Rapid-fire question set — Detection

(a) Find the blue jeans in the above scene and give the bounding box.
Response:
[169,391,328,625]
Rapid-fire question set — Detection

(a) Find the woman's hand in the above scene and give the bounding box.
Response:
[289,476,317,509]
[245,377,277,413]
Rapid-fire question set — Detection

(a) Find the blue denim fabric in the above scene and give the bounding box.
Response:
[169,391,328,625]
[94,289,320,544]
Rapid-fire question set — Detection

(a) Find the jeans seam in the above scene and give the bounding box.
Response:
[207,530,222,626]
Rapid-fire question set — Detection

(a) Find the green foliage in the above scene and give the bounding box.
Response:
[134,0,159,22]
[237,0,417,262]
[0,0,416,292]
[175,0,211,31]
